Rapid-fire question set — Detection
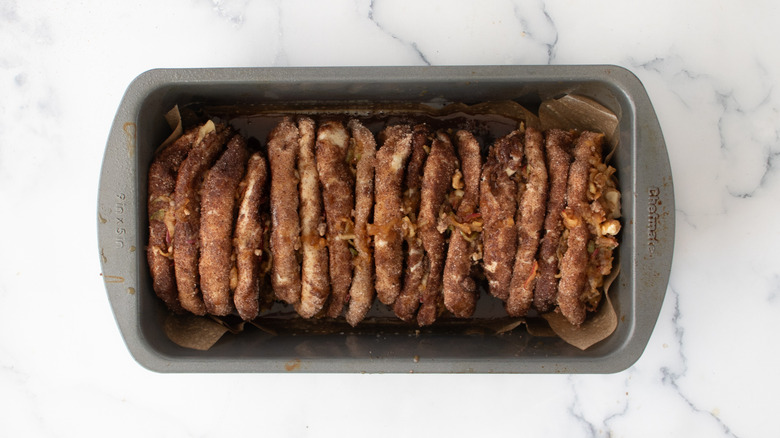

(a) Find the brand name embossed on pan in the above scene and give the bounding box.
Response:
[647,187,660,256]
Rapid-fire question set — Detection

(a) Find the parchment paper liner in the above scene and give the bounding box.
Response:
[160,95,622,352]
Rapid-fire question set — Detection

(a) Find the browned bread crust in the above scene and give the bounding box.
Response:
[533,129,574,313]
[442,130,483,318]
[233,151,269,321]
[345,119,378,326]
[479,130,523,301]
[316,121,355,318]
[268,118,302,305]
[296,117,330,318]
[417,131,458,327]
[373,124,412,306]
[393,124,431,321]
[173,123,232,315]
[507,127,548,317]
[147,128,197,313]
[557,131,603,325]
[200,134,249,315]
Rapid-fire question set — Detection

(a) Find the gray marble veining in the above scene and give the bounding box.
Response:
[0,0,778,436]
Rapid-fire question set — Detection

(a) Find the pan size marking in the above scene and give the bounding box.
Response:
[115,192,126,248]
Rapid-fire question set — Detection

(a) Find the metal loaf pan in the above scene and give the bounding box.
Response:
[98,66,674,373]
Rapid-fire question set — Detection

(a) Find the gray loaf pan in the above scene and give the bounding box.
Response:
[97,66,674,373]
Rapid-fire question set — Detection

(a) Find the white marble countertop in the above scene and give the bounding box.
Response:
[2,0,778,436]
